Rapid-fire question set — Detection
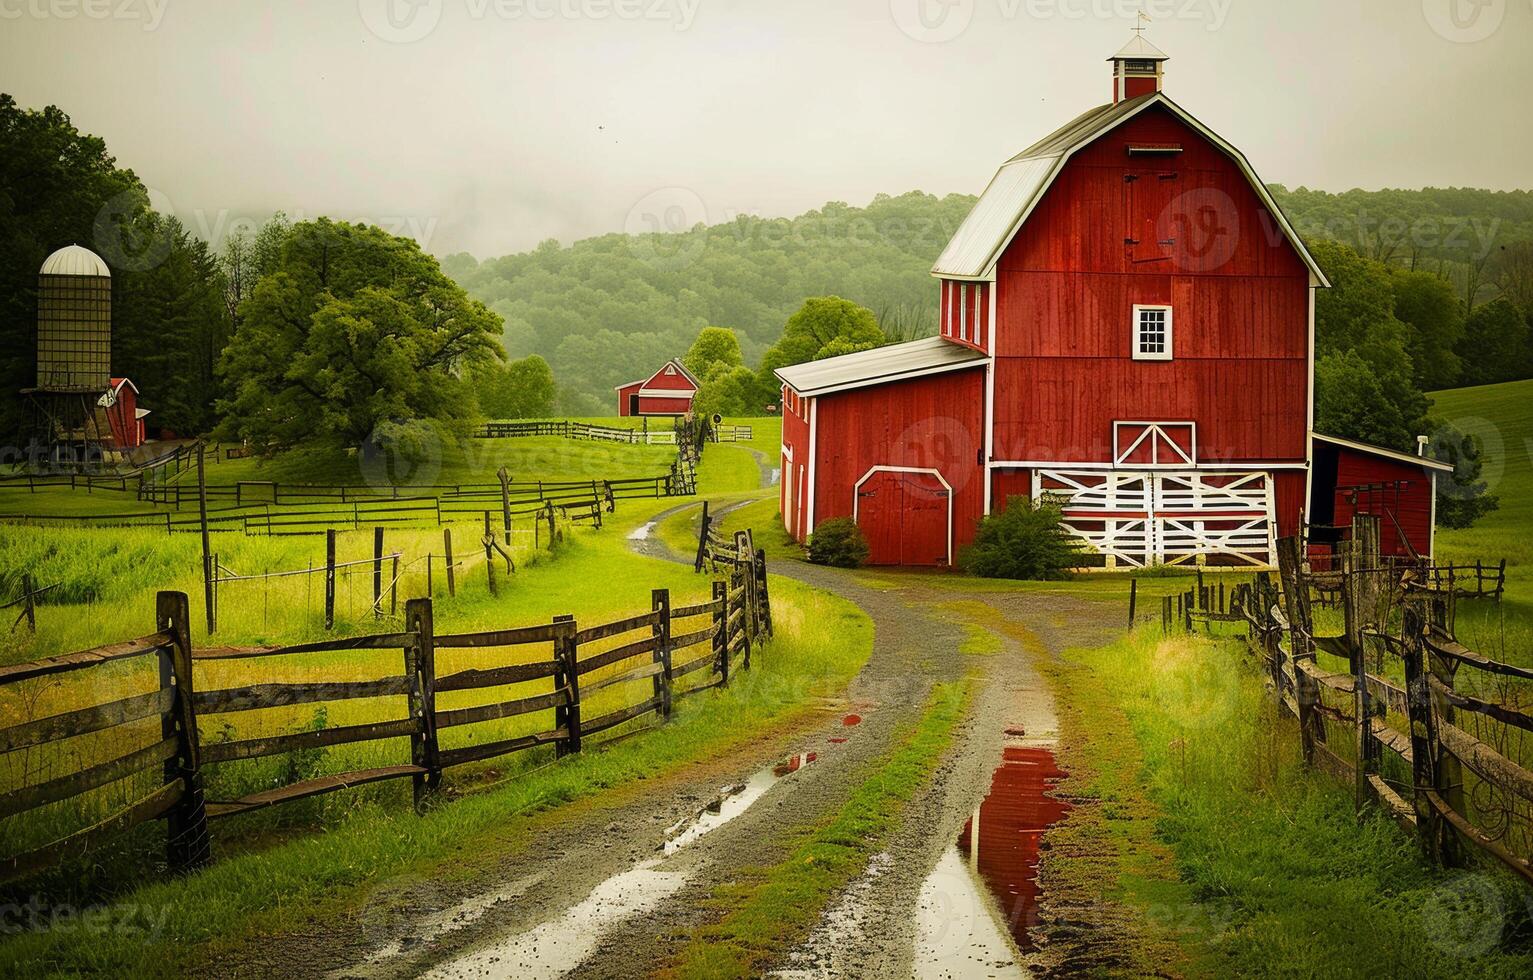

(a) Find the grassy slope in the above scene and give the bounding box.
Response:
[1429,379,1533,653]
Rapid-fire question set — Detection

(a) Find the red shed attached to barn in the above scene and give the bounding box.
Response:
[1307,435,1452,562]
[616,359,699,417]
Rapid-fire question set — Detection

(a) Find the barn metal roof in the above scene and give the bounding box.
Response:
[1109,36,1170,61]
[40,244,111,278]
[774,337,987,397]
[930,93,1329,287]
[1312,433,1455,473]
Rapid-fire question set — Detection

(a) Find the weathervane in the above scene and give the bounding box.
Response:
[1133,10,1151,35]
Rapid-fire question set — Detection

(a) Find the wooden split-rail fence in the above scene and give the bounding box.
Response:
[1174,516,1532,886]
[0,556,774,886]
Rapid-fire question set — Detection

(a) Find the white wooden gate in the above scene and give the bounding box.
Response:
[1035,469,1276,568]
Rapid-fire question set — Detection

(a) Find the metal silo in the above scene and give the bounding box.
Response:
[35,244,112,390]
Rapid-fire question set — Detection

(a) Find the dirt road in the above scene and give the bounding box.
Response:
[283,510,1118,980]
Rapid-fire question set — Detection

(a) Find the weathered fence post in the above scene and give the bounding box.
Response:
[390,555,399,616]
[324,529,337,630]
[652,589,674,715]
[712,579,728,679]
[1277,536,1319,765]
[1401,600,1444,860]
[372,526,385,619]
[1426,593,1465,866]
[157,591,209,873]
[498,466,513,545]
[1128,578,1138,627]
[734,568,752,671]
[545,501,557,550]
[554,615,582,757]
[197,443,215,635]
[20,573,36,631]
[404,597,441,810]
[483,512,498,597]
[754,548,773,640]
[443,528,456,597]
[694,501,711,572]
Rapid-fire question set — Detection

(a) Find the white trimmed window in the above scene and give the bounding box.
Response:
[1132,305,1173,361]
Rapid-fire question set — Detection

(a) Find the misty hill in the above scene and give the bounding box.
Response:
[447,186,1533,413]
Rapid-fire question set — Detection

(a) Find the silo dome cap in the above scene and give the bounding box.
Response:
[40,244,111,278]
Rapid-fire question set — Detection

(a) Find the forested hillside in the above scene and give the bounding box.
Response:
[448,185,1533,413]
[442,192,976,414]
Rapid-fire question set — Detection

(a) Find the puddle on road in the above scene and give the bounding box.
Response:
[425,751,820,978]
[423,861,687,980]
[626,520,656,541]
[663,752,814,856]
[915,847,1028,979]
[842,714,862,727]
[957,746,1071,952]
[914,736,1071,976]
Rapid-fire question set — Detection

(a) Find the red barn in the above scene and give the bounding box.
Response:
[615,359,699,417]
[99,377,148,450]
[778,38,1444,569]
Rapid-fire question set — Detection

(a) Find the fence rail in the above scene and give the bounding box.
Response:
[1194,516,1531,886]
[0,545,775,885]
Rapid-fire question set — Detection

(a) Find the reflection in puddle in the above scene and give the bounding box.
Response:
[915,847,1027,979]
[626,520,656,541]
[959,747,1070,952]
[423,862,686,980]
[773,752,816,777]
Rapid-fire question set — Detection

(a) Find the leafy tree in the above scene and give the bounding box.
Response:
[683,326,744,381]
[1314,350,1417,450]
[1310,239,1428,449]
[1456,299,1531,387]
[960,496,1080,580]
[693,364,768,420]
[216,219,502,454]
[1493,241,1533,312]
[1390,269,1463,390]
[1428,421,1500,529]
[756,297,885,402]
[474,354,556,419]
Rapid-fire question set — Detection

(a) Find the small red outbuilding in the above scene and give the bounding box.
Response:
[615,360,699,417]
[99,377,148,450]
[1307,434,1453,562]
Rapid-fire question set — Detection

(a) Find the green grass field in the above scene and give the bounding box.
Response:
[1429,380,1533,656]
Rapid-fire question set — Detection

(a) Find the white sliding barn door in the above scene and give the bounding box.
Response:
[1035,469,1276,569]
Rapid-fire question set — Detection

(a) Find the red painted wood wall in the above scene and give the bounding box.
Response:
[991,104,1311,468]
[809,368,986,558]
[781,387,811,540]
[616,381,642,417]
[1330,448,1435,558]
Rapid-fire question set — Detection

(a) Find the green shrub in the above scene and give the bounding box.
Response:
[807,518,869,568]
[960,495,1080,580]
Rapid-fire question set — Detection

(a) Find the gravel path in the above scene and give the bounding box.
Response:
[259,501,1118,980]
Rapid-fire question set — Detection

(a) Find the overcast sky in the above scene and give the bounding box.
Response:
[3,0,1528,259]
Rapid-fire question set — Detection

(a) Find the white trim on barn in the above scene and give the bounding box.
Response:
[806,397,819,534]
[852,465,956,568]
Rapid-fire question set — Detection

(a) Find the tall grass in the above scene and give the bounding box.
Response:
[1058,626,1533,977]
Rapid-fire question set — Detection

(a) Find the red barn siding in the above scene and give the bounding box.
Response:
[810,368,986,560]
[781,387,811,540]
[1331,450,1435,558]
[1272,470,1308,538]
[636,395,692,416]
[616,382,642,417]
[991,104,1310,469]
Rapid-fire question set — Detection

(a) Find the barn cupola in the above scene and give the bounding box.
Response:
[1109,30,1168,104]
